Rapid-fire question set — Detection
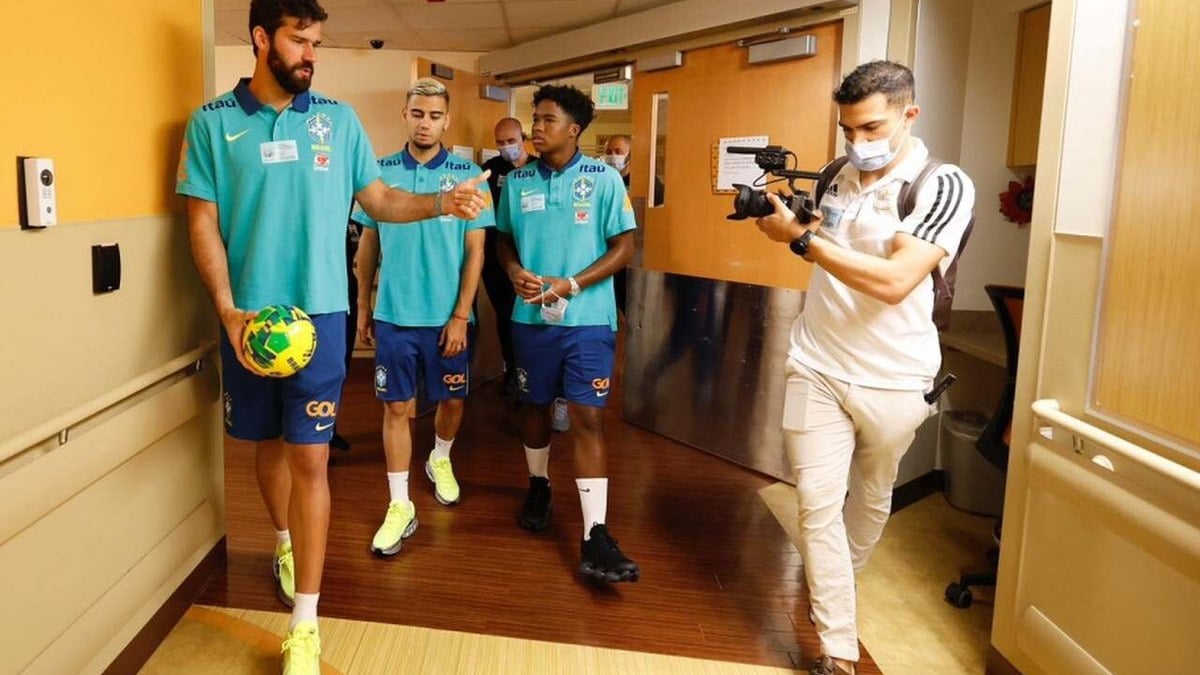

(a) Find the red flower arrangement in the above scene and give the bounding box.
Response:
[999,175,1034,226]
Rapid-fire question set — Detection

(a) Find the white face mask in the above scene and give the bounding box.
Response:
[498,142,523,163]
[845,109,911,172]
[540,289,569,324]
[604,153,628,171]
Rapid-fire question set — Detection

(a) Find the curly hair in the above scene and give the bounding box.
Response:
[532,84,595,132]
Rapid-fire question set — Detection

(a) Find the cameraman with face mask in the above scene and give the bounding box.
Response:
[754,61,976,675]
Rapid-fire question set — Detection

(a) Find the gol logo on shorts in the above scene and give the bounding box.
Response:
[591,378,611,391]
[305,400,337,417]
[443,373,467,386]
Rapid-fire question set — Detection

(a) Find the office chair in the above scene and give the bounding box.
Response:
[945,285,1024,609]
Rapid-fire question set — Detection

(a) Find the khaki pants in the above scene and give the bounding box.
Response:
[782,358,935,661]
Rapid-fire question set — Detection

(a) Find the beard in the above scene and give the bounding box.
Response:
[267,44,314,95]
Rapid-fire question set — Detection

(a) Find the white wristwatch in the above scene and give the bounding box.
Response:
[567,276,581,297]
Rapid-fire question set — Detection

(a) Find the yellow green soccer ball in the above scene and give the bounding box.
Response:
[241,305,317,378]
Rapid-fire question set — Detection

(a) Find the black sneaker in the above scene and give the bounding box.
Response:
[579,524,640,583]
[518,476,551,531]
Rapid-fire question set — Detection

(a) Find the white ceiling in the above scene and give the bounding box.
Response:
[214,0,683,52]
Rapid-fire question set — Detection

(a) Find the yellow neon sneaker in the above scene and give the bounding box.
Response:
[273,541,295,608]
[281,620,321,675]
[370,500,418,556]
[425,457,461,505]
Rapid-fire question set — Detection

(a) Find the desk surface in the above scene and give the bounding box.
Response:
[940,311,1007,368]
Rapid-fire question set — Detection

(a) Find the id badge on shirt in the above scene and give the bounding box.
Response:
[260,140,299,165]
[820,203,845,232]
[521,192,546,213]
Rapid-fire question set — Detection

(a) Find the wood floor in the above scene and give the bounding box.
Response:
[200,352,881,673]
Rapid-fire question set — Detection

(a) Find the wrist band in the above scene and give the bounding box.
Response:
[434,191,444,216]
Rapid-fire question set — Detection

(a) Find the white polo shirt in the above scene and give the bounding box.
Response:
[790,139,975,391]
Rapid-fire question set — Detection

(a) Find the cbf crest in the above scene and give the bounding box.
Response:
[439,173,459,193]
[307,113,332,145]
[374,365,388,393]
[572,176,595,206]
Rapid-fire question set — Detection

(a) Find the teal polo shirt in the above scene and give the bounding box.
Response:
[496,151,636,331]
[351,146,495,327]
[176,78,381,314]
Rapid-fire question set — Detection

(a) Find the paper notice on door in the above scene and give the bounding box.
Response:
[716,135,769,191]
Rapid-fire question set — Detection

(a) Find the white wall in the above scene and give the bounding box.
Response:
[215,47,482,154]
[912,0,972,164]
[951,0,1042,310]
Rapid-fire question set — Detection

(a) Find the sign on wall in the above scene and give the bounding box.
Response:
[592,82,629,110]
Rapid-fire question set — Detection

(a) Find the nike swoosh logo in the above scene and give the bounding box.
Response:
[596,391,610,397]
[225,129,250,142]
[579,488,591,493]
[448,385,465,392]
[315,421,335,431]
[521,188,538,197]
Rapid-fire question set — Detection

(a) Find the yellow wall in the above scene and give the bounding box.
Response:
[0,0,205,228]
[0,2,223,673]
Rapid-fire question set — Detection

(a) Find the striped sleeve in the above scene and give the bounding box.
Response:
[902,165,975,255]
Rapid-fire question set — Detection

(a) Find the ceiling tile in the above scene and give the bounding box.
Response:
[322,30,428,50]
[215,30,248,47]
[215,9,247,38]
[212,0,680,52]
[321,5,405,33]
[505,1,613,29]
[413,27,510,51]
[395,2,505,30]
[613,0,681,15]
[507,26,559,44]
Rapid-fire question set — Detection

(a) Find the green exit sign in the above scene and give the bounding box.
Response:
[592,82,629,110]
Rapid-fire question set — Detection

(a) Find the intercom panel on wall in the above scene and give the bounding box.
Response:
[18,156,57,228]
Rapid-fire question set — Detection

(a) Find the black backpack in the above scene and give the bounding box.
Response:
[814,156,974,330]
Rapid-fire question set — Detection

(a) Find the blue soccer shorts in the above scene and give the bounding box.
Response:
[511,324,615,408]
[373,322,473,403]
[219,311,346,445]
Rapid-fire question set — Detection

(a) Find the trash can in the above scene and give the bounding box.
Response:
[940,410,1006,517]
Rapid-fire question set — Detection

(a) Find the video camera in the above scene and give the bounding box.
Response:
[725,145,822,222]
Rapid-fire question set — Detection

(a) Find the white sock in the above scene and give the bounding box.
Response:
[275,529,291,549]
[387,471,409,503]
[290,592,319,630]
[431,435,455,462]
[524,444,550,479]
[576,477,608,540]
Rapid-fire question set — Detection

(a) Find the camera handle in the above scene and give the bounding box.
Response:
[787,188,816,224]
